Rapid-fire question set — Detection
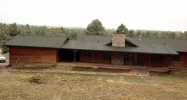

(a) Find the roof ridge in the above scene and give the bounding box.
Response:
[67,39,106,44]
[128,37,187,40]
[80,34,111,37]
[18,34,67,38]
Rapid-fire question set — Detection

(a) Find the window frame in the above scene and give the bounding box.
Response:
[151,54,162,60]
[85,51,93,56]
[124,53,130,60]
[171,55,180,61]
[104,52,110,59]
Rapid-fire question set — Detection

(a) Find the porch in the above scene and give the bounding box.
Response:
[58,49,173,68]
[57,62,170,73]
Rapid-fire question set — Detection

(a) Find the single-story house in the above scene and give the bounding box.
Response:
[4,32,187,69]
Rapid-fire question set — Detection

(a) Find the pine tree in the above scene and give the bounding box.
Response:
[117,24,128,34]
[86,19,106,35]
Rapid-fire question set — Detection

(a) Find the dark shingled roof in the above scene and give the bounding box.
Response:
[4,35,68,48]
[61,40,178,55]
[129,37,187,52]
[78,35,111,43]
[78,35,139,46]
[77,35,187,53]
[4,34,187,54]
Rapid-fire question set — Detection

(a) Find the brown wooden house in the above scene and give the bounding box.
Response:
[4,33,187,69]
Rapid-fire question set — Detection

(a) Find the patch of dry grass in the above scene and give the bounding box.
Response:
[0,68,187,100]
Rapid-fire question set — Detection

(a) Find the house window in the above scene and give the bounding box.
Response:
[172,55,180,61]
[104,52,110,59]
[85,51,93,56]
[151,54,161,60]
[124,53,130,60]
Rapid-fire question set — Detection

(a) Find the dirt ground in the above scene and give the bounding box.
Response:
[0,64,187,100]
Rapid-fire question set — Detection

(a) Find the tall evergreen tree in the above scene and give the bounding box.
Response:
[117,24,128,34]
[145,31,153,38]
[25,24,31,35]
[177,32,184,39]
[1,23,20,53]
[136,31,142,37]
[169,32,177,39]
[86,19,106,35]
[8,23,20,36]
[152,32,159,38]
[127,30,134,37]
[160,32,169,38]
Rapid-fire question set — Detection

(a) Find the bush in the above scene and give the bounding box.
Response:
[2,46,9,54]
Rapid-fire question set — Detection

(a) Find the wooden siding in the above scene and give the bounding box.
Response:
[138,54,171,67]
[8,46,187,69]
[80,50,110,64]
[124,53,187,68]
[124,54,171,67]
[124,60,130,65]
[9,46,58,65]
[172,52,187,68]
[80,51,187,68]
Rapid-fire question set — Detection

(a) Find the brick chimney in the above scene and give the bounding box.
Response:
[112,31,125,47]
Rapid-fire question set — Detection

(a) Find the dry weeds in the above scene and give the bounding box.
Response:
[0,67,187,100]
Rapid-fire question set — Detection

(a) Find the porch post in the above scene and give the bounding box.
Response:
[149,54,151,67]
[170,55,173,67]
[73,50,77,64]
[92,51,94,64]
[130,54,132,67]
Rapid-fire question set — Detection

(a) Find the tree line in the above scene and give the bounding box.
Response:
[0,22,84,53]
[0,19,187,53]
[86,19,187,39]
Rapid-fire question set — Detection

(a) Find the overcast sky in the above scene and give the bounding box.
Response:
[0,0,187,32]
